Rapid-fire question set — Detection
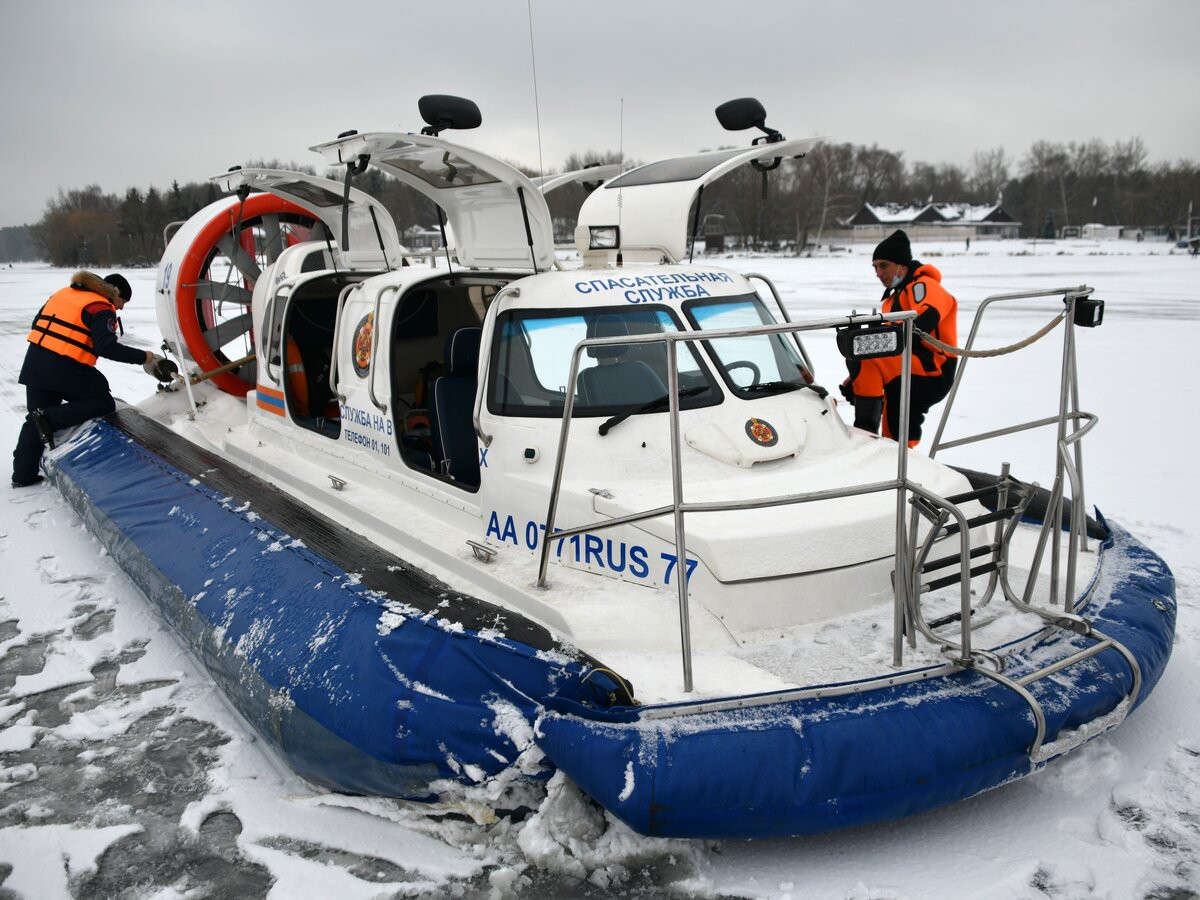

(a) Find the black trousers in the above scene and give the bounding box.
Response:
[882,358,958,445]
[12,383,116,482]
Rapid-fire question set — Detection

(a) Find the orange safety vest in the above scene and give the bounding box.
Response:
[27,286,116,366]
[881,264,957,378]
[848,264,958,398]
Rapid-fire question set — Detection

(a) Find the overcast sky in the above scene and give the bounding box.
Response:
[1,0,1196,227]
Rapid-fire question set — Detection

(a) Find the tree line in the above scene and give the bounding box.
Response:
[712,137,1199,250]
[6,137,1197,266]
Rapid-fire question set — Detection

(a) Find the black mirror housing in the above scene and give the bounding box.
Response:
[418,95,482,135]
[715,97,768,132]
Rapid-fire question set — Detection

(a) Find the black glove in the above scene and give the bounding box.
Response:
[144,355,179,382]
[839,379,855,403]
[853,396,883,433]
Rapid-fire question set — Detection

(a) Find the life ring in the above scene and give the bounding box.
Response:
[158,193,320,396]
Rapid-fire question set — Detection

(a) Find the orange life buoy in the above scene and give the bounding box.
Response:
[285,337,308,416]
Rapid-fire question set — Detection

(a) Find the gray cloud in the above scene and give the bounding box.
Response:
[2,0,1196,226]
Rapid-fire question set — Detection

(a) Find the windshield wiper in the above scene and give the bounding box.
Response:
[741,380,800,395]
[742,380,830,399]
[598,386,709,436]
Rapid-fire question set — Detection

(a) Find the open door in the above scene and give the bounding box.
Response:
[576,139,822,263]
[310,132,555,271]
[210,168,405,271]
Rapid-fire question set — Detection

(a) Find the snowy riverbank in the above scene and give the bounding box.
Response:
[1,241,1197,898]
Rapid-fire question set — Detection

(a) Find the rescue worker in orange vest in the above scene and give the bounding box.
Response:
[12,271,176,487]
[839,230,958,447]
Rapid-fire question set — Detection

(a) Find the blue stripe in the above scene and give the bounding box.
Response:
[257,390,285,410]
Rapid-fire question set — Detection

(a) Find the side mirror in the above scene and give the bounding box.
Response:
[418,95,482,136]
[716,97,784,170]
[715,97,768,132]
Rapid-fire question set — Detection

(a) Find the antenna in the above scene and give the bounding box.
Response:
[526,0,545,183]
[616,98,624,268]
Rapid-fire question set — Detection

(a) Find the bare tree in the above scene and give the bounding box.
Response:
[906,161,968,205]
[1111,137,1148,179]
[853,144,905,205]
[1024,141,1074,226]
[970,147,1009,201]
[1070,139,1111,180]
[800,142,855,253]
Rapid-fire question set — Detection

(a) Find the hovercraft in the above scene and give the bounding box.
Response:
[44,96,1174,838]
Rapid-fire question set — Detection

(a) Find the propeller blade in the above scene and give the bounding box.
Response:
[260,214,285,264]
[201,311,253,351]
[215,233,263,282]
[194,281,253,306]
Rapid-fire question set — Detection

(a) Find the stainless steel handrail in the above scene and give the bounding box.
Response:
[903,483,978,662]
[535,285,1101,699]
[329,281,360,403]
[536,309,918,692]
[928,286,1097,615]
[928,286,1093,455]
[261,292,279,385]
[473,285,522,448]
[367,285,400,414]
[742,271,816,377]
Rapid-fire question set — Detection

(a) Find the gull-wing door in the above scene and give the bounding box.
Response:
[310,132,554,271]
[533,163,622,195]
[576,139,822,262]
[211,168,404,270]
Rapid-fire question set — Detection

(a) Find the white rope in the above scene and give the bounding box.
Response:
[916,310,1066,359]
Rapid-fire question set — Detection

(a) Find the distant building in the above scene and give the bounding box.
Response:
[1079,223,1149,241]
[1080,223,1120,240]
[841,200,1021,242]
[403,224,442,250]
[701,213,726,253]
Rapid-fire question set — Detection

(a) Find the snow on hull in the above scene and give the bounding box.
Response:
[45,412,611,799]
[43,409,1176,841]
[534,520,1175,838]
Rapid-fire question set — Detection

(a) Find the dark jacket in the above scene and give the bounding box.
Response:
[20,271,145,393]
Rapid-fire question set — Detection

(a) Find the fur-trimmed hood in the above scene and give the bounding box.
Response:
[70,270,121,302]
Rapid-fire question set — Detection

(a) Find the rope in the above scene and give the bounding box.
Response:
[915,310,1066,359]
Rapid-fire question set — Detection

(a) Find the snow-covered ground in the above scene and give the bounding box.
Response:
[1,239,1197,899]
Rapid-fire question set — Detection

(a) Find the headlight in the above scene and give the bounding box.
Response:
[588,226,620,250]
[836,324,903,360]
[1073,297,1103,327]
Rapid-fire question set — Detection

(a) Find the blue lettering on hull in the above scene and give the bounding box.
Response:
[486,511,694,585]
[574,271,735,304]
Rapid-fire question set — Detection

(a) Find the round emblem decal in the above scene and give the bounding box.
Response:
[352,312,375,376]
[745,417,778,447]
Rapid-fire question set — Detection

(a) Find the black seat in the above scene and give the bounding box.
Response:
[428,327,482,488]
[576,315,665,407]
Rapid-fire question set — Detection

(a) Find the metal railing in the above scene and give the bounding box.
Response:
[536,309,919,692]
[927,286,1098,611]
[536,286,1111,690]
[742,271,816,377]
[527,284,1141,756]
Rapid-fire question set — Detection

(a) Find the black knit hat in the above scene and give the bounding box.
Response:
[873,230,912,266]
[104,273,132,301]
